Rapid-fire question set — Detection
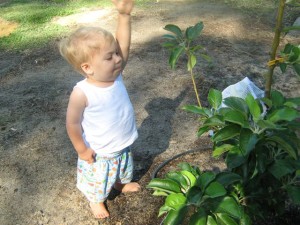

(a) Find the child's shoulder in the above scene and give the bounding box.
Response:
[75,78,88,87]
[68,85,87,108]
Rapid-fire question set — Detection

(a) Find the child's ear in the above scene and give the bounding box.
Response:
[81,62,93,75]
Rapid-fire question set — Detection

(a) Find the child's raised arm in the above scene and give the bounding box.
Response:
[112,0,134,69]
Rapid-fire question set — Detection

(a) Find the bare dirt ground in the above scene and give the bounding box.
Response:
[0,0,300,224]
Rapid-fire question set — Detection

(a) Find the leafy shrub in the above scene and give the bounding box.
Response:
[183,89,300,220]
[148,1,300,224]
[147,162,250,225]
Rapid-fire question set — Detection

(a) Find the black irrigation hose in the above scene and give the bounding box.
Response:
[151,146,212,179]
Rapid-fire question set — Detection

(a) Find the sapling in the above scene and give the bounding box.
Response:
[162,22,210,107]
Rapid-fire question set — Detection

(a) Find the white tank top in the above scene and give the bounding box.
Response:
[75,74,138,154]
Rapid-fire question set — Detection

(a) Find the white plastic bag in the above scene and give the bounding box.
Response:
[221,77,264,108]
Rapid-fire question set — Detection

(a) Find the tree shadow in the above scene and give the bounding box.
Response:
[132,88,188,181]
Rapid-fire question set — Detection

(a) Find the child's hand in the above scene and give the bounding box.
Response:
[112,0,134,15]
[79,148,96,164]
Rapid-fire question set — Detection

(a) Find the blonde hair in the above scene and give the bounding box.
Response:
[59,27,114,75]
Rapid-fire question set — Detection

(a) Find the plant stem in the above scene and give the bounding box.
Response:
[265,0,286,98]
[191,69,202,107]
[187,51,201,107]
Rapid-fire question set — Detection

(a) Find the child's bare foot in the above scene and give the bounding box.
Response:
[89,202,109,219]
[114,182,141,193]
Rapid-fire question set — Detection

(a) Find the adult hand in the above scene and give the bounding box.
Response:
[112,0,134,15]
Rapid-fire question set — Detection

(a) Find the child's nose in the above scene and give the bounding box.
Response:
[115,54,122,63]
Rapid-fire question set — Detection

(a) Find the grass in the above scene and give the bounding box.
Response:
[0,0,296,52]
[0,0,151,51]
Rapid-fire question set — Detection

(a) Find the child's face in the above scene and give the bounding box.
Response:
[83,38,122,85]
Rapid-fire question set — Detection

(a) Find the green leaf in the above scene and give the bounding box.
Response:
[158,204,173,217]
[240,211,251,225]
[215,213,239,225]
[223,97,249,114]
[197,171,216,190]
[164,24,183,39]
[147,178,181,193]
[153,190,169,196]
[256,119,278,130]
[165,193,187,210]
[268,107,300,123]
[215,197,242,219]
[204,181,226,198]
[197,126,211,137]
[177,163,201,177]
[208,89,222,110]
[239,129,258,156]
[162,34,177,40]
[213,144,235,158]
[180,170,197,187]
[163,206,188,225]
[286,97,300,106]
[289,45,300,62]
[268,159,296,179]
[293,63,300,76]
[212,124,241,142]
[215,172,242,187]
[166,172,189,192]
[260,97,272,108]
[255,150,268,174]
[223,110,247,126]
[286,185,300,204]
[200,53,211,62]
[203,115,225,127]
[284,101,298,108]
[218,107,233,116]
[225,146,246,169]
[182,105,212,117]
[185,22,204,40]
[279,63,288,73]
[270,90,285,107]
[267,136,298,159]
[178,162,194,172]
[169,46,185,69]
[187,186,203,205]
[207,215,218,225]
[185,26,194,41]
[162,41,177,49]
[193,22,204,36]
[245,94,261,121]
[283,43,294,54]
[194,167,202,177]
[188,53,197,71]
[189,210,207,225]
[191,45,203,52]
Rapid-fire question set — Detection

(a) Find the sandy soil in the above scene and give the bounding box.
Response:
[0,0,299,224]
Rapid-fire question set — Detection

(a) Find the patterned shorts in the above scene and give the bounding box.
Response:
[77,147,133,203]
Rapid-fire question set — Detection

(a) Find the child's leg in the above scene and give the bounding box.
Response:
[114,147,141,193]
[77,158,116,219]
[114,181,140,193]
[89,202,109,219]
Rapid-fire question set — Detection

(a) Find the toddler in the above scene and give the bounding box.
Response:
[59,0,140,219]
